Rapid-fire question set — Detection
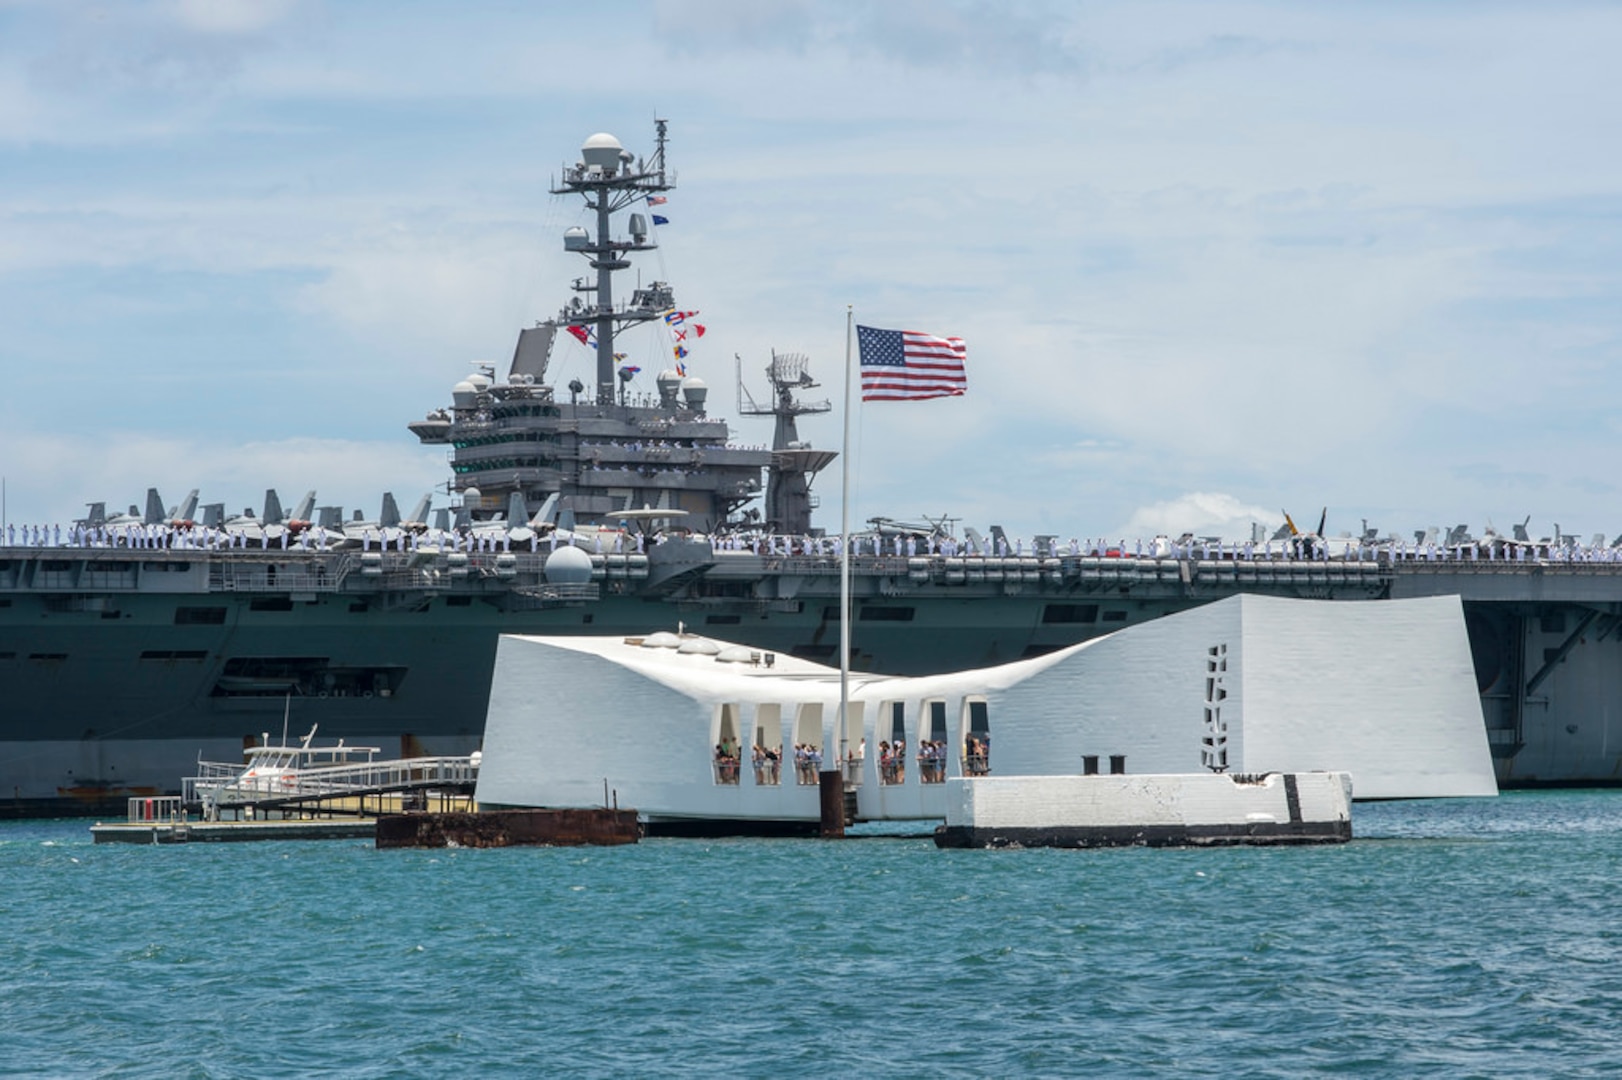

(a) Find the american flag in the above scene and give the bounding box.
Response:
[857,325,967,402]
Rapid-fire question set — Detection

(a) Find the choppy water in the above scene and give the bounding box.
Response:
[3,792,1620,1077]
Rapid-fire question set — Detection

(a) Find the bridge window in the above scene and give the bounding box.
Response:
[792,703,823,785]
[713,703,742,785]
[879,702,907,785]
[836,701,865,787]
[964,699,990,776]
[752,704,781,786]
[919,700,948,783]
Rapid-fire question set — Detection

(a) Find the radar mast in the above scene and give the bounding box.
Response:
[552,120,676,404]
[739,351,839,534]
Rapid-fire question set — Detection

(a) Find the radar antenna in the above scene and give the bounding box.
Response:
[737,350,837,535]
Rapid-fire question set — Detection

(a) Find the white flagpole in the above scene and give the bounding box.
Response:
[814,306,856,837]
[837,306,853,783]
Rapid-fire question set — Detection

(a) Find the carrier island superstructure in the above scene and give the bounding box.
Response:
[3,123,1621,816]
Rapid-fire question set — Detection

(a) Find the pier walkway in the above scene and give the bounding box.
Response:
[183,754,479,820]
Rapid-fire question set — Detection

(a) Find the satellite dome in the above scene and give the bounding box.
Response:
[643,631,680,649]
[581,133,624,170]
[716,645,756,664]
[452,380,477,408]
[656,369,683,406]
[677,637,722,656]
[681,376,708,410]
[467,373,492,392]
[543,544,594,584]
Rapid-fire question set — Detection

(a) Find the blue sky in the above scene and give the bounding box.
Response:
[2,0,1620,543]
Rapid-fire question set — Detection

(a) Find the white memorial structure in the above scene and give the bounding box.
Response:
[475,594,1497,832]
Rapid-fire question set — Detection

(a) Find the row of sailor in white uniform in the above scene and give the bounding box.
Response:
[9,519,1622,564]
[711,530,1622,564]
[0,521,643,555]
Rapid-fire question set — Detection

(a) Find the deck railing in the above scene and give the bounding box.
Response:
[184,755,479,807]
[125,796,187,823]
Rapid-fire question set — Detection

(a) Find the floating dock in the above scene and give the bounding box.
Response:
[92,798,643,847]
[375,808,641,848]
[934,772,1354,849]
[91,799,377,844]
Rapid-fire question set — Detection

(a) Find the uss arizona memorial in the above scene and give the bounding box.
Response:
[475,595,1498,831]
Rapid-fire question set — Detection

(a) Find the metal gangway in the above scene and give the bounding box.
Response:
[183,753,480,821]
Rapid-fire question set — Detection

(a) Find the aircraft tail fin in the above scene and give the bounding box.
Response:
[505,492,527,525]
[200,503,224,528]
[290,490,316,522]
[143,488,165,525]
[263,489,285,525]
[379,492,402,528]
[173,489,200,522]
[406,494,432,525]
[529,493,560,527]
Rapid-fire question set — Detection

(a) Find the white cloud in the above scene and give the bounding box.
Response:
[1118,492,1278,541]
[166,0,301,36]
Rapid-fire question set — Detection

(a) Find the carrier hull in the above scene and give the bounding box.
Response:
[3,545,1621,815]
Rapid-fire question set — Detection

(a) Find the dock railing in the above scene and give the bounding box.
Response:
[126,796,187,824]
[183,754,480,811]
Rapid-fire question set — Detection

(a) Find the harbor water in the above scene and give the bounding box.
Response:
[5,791,1620,1077]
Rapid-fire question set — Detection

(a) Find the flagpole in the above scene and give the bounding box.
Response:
[821,305,855,838]
[839,305,853,734]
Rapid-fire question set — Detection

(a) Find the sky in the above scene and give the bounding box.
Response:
[2,0,1620,544]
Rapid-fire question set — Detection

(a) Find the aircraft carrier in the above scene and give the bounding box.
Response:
[3,122,1620,816]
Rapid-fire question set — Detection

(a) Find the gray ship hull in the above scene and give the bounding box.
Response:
[3,543,1621,816]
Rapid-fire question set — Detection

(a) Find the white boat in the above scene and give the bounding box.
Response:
[474,594,1498,834]
[187,722,382,817]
